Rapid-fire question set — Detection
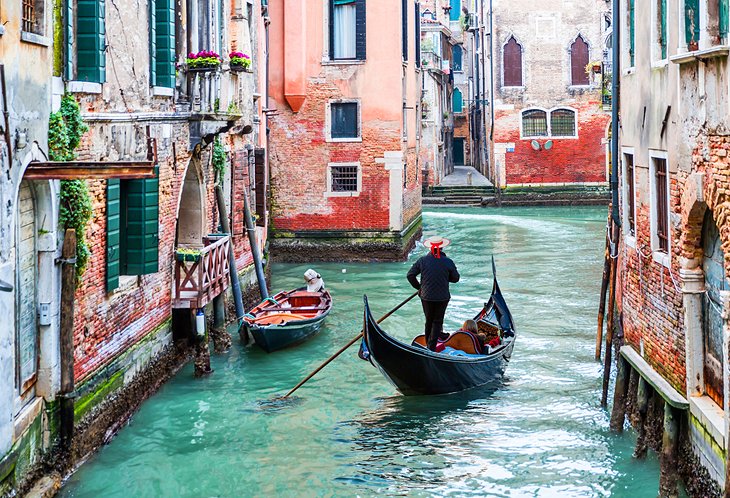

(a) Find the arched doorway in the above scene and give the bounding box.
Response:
[701,209,728,408]
[15,180,38,412]
[177,159,205,247]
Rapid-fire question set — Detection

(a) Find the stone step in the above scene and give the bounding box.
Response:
[443,196,484,205]
[429,186,495,196]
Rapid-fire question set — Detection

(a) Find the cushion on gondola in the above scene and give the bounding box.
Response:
[441,347,484,358]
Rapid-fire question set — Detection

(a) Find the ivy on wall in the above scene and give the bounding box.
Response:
[49,94,92,282]
[212,136,226,184]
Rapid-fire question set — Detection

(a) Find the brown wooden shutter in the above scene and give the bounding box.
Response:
[571,36,589,86]
[503,37,522,87]
[254,148,266,227]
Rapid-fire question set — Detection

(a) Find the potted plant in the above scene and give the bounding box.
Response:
[229,51,252,72]
[175,247,202,262]
[186,50,222,71]
[585,60,602,75]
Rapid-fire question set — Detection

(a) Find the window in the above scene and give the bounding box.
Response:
[67,0,106,82]
[149,0,175,88]
[623,152,636,236]
[685,0,700,49]
[402,0,408,61]
[570,35,589,86]
[628,0,635,66]
[651,155,669,254]
[22,0,44,35]
[327,163,361,196]
[655,0,667,59]
[522,109,548,137]
[503,36,523,87]
[329,101,360,140]
[414,1,420,68]
[453,44,463,72]
[452,88,463,113]
[709,0,729,45]
[330,0,366,61]
[550,109,576,137]
[106,172,160,292]
[449,0,460,21]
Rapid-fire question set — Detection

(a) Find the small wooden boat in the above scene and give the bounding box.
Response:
[360,270,515,395]
[241,288,333,353]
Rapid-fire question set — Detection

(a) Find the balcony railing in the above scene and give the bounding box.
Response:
[173,234,231,309]
[422,49,442,72]
[185,67,249,118]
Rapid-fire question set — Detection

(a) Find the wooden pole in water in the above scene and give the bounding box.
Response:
[659,403,679,498]
[282,291,419,398]
[609,355,630,432]
[601,221,620,407]
[596,211,611,361]
[59,229,76,448]
[634,376,650,459]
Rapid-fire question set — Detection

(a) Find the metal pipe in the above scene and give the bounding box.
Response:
[0,65,12,167]
[215,185,244,320]
[611,0,621,230]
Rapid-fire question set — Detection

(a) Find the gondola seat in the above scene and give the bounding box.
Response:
[411,332,482,355]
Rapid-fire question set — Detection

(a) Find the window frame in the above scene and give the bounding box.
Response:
[326,162,362,197]
[502,35,524,88]
[328,0,366,62]
[652,0,669,62]
[21,0,48,42]
[649,150,671,266]
[520,107,578,139]
[569,34,590,87]
[621,147,637,243]
[326,99,362,143]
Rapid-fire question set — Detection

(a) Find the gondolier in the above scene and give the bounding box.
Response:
[407,235,460,351]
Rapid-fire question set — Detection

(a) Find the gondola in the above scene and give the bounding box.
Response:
[360,270,515,395]
[240,288,333,353]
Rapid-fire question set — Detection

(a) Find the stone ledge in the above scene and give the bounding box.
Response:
[620,345,689,410]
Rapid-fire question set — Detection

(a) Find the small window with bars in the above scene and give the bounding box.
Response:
[550,109,577,137]
[328,164,360,194]
[653,156,669,253]
[522,109,548,137]
[624,153,636,236]
[22,0,44,35]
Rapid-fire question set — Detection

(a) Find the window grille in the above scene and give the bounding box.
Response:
[654,157,669,253]
[22,0,35,32]
[550,109,576,137]
[626,154,635,235]
[522,109,548,137]
[331,165,358,192]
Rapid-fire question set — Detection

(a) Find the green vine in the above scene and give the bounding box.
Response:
[212,137,226,184]
[49,94,92,283]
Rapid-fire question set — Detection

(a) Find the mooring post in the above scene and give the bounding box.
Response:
[59,229,77,448]
[659,402,679,498]
[634,376,650,459]
[596,212,611,361]
[193,308,212,377]
[610,355,630,432]
[601,220,620,407]
[211,295,229,353]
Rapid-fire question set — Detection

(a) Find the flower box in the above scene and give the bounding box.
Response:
[229,51,251,71]
[186,50,223,71]
[175,249,202,262]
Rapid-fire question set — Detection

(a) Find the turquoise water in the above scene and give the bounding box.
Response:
[60,207,660,497]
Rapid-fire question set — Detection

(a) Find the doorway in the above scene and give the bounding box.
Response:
[453,137,465,166]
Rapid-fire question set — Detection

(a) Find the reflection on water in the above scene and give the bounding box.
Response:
[60,206,662,498]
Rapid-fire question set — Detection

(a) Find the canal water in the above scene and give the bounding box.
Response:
[60,206,661,497]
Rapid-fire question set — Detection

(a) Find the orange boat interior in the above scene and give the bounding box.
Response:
[246,290,331,326]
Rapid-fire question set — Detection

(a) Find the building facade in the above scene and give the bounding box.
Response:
[489,0,611,189]
[617,0,730,492]
[0,0,267,492]
[266,0,422,261]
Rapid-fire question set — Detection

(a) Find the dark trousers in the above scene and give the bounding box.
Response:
[421,299,449,351]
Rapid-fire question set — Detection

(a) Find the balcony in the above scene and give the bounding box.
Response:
[601,60,612,110]
[172,234,231,309]
[184,67,247,147]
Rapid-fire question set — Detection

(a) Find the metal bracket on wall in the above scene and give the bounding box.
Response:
[0,278,12,292]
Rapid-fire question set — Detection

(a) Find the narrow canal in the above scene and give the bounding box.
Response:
[60,206,661,497]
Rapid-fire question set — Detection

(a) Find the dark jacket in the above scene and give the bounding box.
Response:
[407,252,460,301]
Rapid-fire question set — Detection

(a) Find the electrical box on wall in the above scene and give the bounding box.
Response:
[39,302,51,326]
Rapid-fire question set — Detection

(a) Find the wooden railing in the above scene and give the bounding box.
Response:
[172,235,231,309]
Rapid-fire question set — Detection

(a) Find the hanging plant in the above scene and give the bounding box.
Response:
[212,136,226,184]
[48,94,92,283]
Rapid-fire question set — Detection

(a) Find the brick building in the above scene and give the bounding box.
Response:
[488,0,611,188]
[0,0,267,491]
[266,0,422,261]
[616,0,730,492]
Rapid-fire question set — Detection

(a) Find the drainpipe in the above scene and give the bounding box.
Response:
[488,0,495,184]
[611,0,621,230]
[244,188,268,300]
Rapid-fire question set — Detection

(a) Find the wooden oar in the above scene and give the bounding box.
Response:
[281,291,419,398]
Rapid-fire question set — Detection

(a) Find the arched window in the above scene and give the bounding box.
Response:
[570,35,590,86]
[522,109,547,137]
[453,45,463,72]
[503,36,523,87]
[453,88,463,113]
[550,108,577,137]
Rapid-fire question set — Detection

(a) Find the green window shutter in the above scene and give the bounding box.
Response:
[123,169,159,275]
[64,0,74,80]
[629,0,635,66]
[77,0,106,82]
[155,0,175,88]
[355,0,366,60]
[449,0,459,21]
[660,0,667,59]
[685,0,700,47]
[721,0,729,43]
[453,89,462,112]
[149,0,157,87]
[106,179,121,292]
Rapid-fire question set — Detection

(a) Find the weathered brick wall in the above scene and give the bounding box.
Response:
[269,79,398,233]
[404,147,422,227]
[494,101,609,185]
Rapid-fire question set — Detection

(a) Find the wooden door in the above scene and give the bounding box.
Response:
[453,138,465,165]
[15,181,37,411]
[702,210,727,408]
